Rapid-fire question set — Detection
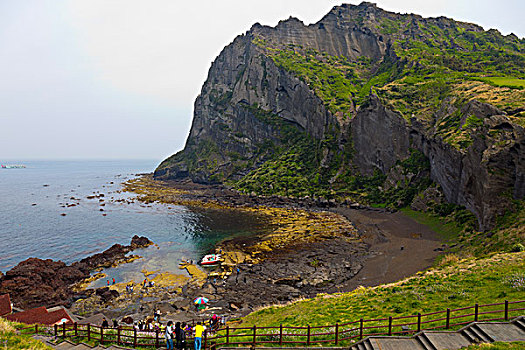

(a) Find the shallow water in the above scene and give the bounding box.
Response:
[0,160,269,285]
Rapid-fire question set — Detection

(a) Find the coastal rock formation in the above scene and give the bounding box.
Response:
[155,2,525,230]
[0,235,152,309]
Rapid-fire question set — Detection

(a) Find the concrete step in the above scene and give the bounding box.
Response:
[476,322,525,342]
[369,337,425,349]
[461,328,478,343]
[351,338,375,350]
[514,318,525,331]
[54,341,77,350]
[469,324,493,343]
[363,339,374,350]
[416,333,437,350]
[71,344,92,349]
[422,332,471,350]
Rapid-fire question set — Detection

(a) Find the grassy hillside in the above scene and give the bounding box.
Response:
[0,318,52,350]
[236,252,525,328]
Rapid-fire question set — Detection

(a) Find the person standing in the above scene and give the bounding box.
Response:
[194,322,205,350]
[165,321,174,350]
[175,322,185,350]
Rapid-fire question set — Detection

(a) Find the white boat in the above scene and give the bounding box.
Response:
[1,164,26,169]
[200,254,222,266]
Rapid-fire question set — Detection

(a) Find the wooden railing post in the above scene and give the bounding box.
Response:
[226,326,230,345]
[307,325,311,346]
[155,328,159,349]
[117,326,121,345]
[417,313,421,332]
[62,322,66,338]
[360,318,364,340]
[87,324,90,341]
[204,330,207,350]
[446,308,451,329]
[252,325,256,345]
[100,326,104,345]
[335,323,339,345]
[35,324,38,334]
[54,324,57,338]
[505,300,509,321]
[279,324,283,345]
[475,304,479,322]
[388,317,392,336]
[133,328,137,348]
[74,323,77,337]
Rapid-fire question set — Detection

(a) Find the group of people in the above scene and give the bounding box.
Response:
[143,278,155,288]
[164,321,205,350]
[163,314,226,350]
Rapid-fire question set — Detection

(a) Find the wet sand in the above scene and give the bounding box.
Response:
[333,207,443,292]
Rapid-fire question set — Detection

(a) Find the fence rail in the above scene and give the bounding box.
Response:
[16,300,525,349]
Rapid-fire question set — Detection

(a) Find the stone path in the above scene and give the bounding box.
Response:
[349,316,525,350]
[32,335,137,350]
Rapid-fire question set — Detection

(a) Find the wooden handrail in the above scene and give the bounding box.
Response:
[14,299,525,349]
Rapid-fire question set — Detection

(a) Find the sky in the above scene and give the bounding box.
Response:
[1,0,523,162]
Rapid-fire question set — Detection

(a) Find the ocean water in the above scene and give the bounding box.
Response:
[0,160,269,286]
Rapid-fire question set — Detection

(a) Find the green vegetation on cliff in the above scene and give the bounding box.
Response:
[156,3,525,235]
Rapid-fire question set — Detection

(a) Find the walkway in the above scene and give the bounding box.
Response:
[32,335,135,350]
[350,316,525,350]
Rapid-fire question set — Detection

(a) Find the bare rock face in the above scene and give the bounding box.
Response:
[409,108,525,230]
[352,95,411,174]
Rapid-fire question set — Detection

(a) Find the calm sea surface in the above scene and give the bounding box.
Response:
[0,160,269,287]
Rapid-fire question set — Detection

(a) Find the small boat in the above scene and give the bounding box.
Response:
[200,254,222,266]
[1,164,26,169]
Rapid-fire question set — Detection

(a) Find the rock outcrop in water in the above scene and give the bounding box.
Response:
[0,235,152,309]
[155,2,525,230]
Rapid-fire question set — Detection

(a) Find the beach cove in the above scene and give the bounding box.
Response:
[1,162,444,324]
[65,175,444,322]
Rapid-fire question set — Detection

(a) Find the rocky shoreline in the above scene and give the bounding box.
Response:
[0,235,152,309]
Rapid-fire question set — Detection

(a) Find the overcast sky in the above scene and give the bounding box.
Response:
[1,0,523,162]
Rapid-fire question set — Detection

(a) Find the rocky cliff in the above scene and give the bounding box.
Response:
[155,2,525,231]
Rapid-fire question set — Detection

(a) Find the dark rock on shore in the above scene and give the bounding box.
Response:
[95,287,120,303]
[0,235,152,309]
[180,238,368,318]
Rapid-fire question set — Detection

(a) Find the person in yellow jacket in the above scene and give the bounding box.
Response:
[194,322,206,350]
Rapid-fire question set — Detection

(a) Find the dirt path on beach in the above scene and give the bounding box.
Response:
[332,207,443,292]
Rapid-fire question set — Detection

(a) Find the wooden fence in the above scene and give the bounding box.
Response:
[18,300,525,349]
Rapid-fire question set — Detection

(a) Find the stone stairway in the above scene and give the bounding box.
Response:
[32,334,139,350]
[349,316,525,350]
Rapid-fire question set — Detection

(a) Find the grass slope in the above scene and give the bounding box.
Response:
[238,252,525,328]
[0,319,52,350]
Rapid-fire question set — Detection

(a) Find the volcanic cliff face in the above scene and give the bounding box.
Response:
[155,2,525,231]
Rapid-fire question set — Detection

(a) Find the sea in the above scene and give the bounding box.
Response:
[0,160,269,287]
